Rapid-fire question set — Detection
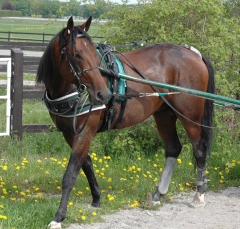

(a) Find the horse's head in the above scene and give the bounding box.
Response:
[52,16,109,105]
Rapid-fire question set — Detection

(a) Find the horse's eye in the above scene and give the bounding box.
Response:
[75,52,82,59]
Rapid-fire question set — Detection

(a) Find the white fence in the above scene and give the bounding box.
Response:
[0,58,11,136]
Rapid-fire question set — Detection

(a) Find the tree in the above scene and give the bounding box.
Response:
[38,0,60,18]
[12,0,31,16]
[1,2,14,10]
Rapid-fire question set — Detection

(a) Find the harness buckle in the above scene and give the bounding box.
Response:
[78,84,87,93]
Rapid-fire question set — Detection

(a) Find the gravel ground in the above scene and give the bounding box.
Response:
[66,186,240,229]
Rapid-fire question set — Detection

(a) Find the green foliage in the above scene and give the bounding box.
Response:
[0,10,22,17]
[92,117,163,158]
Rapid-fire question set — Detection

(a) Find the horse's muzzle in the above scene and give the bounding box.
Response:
[90,89,109,105]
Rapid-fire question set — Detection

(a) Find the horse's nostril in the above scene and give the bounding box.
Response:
[97,92,104,101]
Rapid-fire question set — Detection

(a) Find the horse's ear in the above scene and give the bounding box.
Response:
[80,16,92,32]
[65,16,74,37]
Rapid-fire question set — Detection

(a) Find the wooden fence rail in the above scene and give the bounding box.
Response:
[0,31,54,43]
[10,48,52,140]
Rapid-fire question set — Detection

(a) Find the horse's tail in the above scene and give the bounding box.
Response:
[201,54,215,156]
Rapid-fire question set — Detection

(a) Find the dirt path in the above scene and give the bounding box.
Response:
[67,186,240,229]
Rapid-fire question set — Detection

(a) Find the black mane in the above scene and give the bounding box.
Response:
[36,25,92,86]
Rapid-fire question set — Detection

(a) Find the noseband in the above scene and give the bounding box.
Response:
[60,33,98,92]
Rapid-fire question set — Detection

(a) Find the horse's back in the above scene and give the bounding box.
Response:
[119,42,209,91]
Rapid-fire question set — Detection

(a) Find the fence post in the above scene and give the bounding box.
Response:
[11,48,23,140]
[8,31,10,42]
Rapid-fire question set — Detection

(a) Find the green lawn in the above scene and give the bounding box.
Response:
[0,18,105,43]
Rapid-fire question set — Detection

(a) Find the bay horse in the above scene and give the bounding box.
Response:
[36,16,215,229]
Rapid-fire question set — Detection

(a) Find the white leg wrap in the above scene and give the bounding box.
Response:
[48,221,62,229]
[158,157,177,195]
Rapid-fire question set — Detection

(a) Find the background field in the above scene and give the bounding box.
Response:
[0,17,105,43]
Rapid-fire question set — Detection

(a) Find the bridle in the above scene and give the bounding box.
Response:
[60,33,99,92]
[57,32,100,134]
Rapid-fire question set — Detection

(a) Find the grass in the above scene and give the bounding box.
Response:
[0,74,240,229]
[0,118,240,228]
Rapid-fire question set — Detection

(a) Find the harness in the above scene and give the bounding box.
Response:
[96,44,127,131]
[43,39,127,133]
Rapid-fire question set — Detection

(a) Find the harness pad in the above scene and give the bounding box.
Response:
[96,46,126,101]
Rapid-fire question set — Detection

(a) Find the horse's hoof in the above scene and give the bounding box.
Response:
[190,192,206,208]
[145,192,160,206]
[151,191,161,206]
[152,200,161,206]
[91,202,101,208]
[47,221,62,229]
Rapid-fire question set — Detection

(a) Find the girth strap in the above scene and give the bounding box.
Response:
[97,44,127,131]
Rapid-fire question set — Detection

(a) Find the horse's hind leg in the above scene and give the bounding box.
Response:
[152,110,182,204]
[184,123,208,207]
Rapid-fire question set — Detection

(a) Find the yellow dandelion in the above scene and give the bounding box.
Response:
[68,202,74,206]
[92,212,97,216]
[16,165,21,171]
[3,165,8,171]
[81,215,86,221]
[225,168,230,174]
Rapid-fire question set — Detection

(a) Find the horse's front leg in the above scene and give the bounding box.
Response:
[82,154,101,207]
[48,136,92,229]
